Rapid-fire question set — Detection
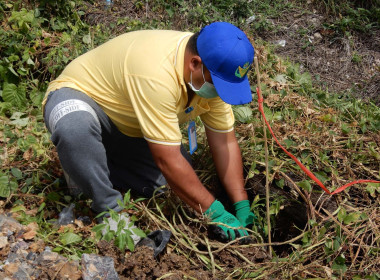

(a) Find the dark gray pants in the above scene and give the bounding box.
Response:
[44,88,171,213]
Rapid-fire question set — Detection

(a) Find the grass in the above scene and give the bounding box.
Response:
[0,0,379,278]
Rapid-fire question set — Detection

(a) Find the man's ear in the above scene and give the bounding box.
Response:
[189,55,202,72]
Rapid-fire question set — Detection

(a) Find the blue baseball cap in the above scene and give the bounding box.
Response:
[197,22,254,105]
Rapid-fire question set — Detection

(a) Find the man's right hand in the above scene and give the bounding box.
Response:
[205,200,248,242]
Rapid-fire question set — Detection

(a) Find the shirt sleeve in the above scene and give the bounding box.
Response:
[200,97,235,133]
[127,75,182,145]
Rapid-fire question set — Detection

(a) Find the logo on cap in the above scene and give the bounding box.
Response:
[235,62,250,78]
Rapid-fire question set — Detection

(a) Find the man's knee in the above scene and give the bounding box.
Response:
[50,111,102,147]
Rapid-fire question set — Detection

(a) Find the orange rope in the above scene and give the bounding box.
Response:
[256,87,380,195]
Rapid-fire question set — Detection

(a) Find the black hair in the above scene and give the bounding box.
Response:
[186,31,200,55]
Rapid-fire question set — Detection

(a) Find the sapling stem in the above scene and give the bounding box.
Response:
[254,56,272,258]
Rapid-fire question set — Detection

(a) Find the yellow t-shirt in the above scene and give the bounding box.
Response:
[43,30,234,145]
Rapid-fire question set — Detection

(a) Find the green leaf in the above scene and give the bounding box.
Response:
[126,234,135,251]
[131,228,146,238]
[92,223,107,233]
[0,176,18,197]
[366,183,380,197]
[343,212,360,225]
[117,199,124,209]
[124,190,131,205]
[298,72,312,87]
[117,218,126,234]
[283,139,296,149]
[341,123,351,135]
[337,208,347,223]
[115,233,127,251]
[37,202,46,213]
[275,178,284,189]
[95,211,108,220]
[368,145,380,160]
[314,171,329,183]
[11,205,26,213]
[103,231,114,242]
[46,191,61,202]
[298,180,311,192]
[2,83,27,109]
[60,232,82,245]
[332,254,347,274]
[10,116,29,127]
[302,231,311,246]
[53,247,64,252]
[26,58,35,65]
[29,89,44,107]
[82,34,91,44]
[233,106,253,123]
[11,168,23,179]
[273,74,287,84]
[8,66,19,77]
[272,111,283,121]
[110,210,119,222]
[318,226,327,240]
[10,112,27,119]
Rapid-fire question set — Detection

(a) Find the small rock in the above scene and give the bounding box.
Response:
[274,40,286,47]
[0,236,8,249]
[7,252,26,263]
[57,261,81,280]
[26,252,37,261]
[246,15,256,24]
[29,239,45,253]
[82,254,119,280]
[314,32,322,42]
[36,251,61,264]
[310,17,320,25]
[36,250,80,279]
[12,263,35,280]
[3,263,19,276]
[0,215,23,232]
[11,240,29,252]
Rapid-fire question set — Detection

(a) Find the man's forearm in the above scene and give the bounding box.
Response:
[148,142,215,213]
[206,128,248,203]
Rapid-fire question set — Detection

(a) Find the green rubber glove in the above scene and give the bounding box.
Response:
[205,200,248,242]
[233,200,257,228]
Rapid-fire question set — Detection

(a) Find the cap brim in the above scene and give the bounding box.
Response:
[211,73,252,105]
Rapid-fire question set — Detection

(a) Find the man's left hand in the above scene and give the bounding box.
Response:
[233,200,257,228]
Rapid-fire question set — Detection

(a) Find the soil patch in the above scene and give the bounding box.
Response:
[97,240,213,279]
[252,3,380,105]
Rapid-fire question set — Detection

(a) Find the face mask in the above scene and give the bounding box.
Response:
[188,64,219,99]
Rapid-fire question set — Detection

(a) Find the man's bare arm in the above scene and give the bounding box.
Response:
[147,142,215,213]
[205,128,248,203]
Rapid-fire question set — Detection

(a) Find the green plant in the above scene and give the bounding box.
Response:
[320,1,379,35]
[0,1,95,113]
[92,191,146,252]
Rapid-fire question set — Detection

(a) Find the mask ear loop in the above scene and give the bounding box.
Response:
[189,63,206,91]
[201,64,206,82]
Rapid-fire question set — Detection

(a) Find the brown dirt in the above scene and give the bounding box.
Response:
[252,2,380,105]
[97,240,213,279]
